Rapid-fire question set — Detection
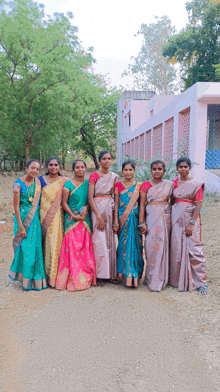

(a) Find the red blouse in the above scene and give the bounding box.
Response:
[114,182,125,194]
[173,178,203,201]
[139,180,152,194]
[89,172,100,185]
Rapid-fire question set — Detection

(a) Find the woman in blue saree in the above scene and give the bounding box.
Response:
[9,160,47,291]
[113,161,144,288]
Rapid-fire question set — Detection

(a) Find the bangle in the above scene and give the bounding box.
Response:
[138,223,145,228]
[18,226,24,231]
[113,224,119,227]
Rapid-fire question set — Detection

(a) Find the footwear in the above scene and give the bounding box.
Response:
[110,279,121,285]
[97,279,104,287]
[198,284,208,295]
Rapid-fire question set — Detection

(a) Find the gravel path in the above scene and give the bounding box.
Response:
[0,173,220,392]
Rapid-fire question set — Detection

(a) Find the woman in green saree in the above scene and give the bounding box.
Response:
[9,160,47,290]
[55,160,96,291]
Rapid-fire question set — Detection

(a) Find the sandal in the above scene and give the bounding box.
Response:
[97,279,104,287]
[110,279,122,285]
[198,284,208,295]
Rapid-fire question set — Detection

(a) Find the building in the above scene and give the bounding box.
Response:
[116,83,220,192]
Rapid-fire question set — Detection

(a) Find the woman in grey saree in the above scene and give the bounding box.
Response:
[88,151,119,286]
[139,161,173,291]
[170,157,207,294]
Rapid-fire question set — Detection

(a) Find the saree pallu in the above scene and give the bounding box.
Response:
[55,180,96,291]
[9,179,47,290]
[39,176,68,287]
[142,180,173,292]
[170,179,206,291]
[117,183,144,287]
[90,171,119,280]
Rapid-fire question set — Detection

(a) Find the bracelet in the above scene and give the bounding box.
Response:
[138,223,145,228]
[18,226,24,231]
[113,224,119,227]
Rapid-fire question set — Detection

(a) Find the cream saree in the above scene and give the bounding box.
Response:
[39,175,68,286]
[91,171,119,279]
[143,180,173,291]
[170,179,206,291]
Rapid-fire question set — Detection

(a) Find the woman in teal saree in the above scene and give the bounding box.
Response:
[113,161,144,288]
[9,160,47,290]
[55,160,96,291]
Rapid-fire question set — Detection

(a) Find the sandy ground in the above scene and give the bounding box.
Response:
[0,172,220,392]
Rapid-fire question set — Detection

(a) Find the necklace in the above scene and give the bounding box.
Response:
[48,175,60,183]
[25,181,34,202]
[72,178,84,187]
[179,175,191,182]
[22,177,34,202]
[122,180,135,188]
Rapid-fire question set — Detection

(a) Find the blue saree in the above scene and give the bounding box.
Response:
[117,182,144,287]
[9,178,47,290]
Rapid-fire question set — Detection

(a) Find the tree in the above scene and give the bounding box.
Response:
[163,0,220,89]
[122,16,177,94]
[0,0,93,162]
[70,73,120,168]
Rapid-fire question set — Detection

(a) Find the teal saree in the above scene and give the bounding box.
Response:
[117,182,144,287]
[9,178,47,290]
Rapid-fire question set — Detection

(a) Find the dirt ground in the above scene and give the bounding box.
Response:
[0,172,220,392]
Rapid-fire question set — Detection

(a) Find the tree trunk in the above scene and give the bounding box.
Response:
[80,126,99,169]
[26,141,30,162]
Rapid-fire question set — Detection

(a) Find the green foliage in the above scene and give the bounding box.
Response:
[122,16,177,94]
[123,137,189,182]
[163,0,220,89]
[0,0,119,168]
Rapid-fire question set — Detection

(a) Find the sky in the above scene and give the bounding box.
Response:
[41,0,189,89]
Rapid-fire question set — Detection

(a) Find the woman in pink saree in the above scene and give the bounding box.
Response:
[170,157,207,294]
[88,151,119,286]
[139,160,173,291]
[55,160,96,291]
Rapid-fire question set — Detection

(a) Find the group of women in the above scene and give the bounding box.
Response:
[8,151,208,295]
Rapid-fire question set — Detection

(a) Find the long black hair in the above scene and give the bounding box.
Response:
[176,157,191,169]
[98,150,113,161]
[45,156,61,175]
[122,160,135,171]
[72,159,87,171]
[25,159,40,168]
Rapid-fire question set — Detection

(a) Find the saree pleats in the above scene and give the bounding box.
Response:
[144,180,173,292]
[117,185,144,287]
[91,172,119,280]
[55,222,96,291]
[55,179,96,291]
[170,183,207,292]
[9,179,47,290]
[40,177,67,287]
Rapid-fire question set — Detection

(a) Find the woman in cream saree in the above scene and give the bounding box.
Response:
[39,156,68,287]
[170,157,207,294]
[88,151,119,286]
[139,160,173,292]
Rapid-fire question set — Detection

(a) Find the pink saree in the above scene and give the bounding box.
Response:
[55,180,96,291]
[89,171,119,279]
[170,178,206,291]
[140,180,173,291]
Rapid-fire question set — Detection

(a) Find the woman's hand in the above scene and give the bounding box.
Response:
[113,223,119,233]
[139,223,147,234]
[97,216,105,231]
[19,228,26,238]
[185,223,193,237]
[80,206,88,219]
[71,214,85,222]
